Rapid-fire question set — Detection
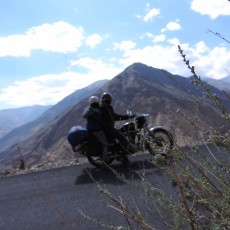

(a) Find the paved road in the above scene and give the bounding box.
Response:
[0,146,229,230]
[0,154,178,230]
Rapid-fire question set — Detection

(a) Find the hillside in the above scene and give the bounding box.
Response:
[203,76,230,93]
[0,105,51,138]
[0,80,108,153]
[0,63,229,170]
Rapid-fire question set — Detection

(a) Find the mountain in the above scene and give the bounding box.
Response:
[221,75,230,83]
[1,63,229,170]
[0,80,108,154]
[203,76,230,93]
[0,105,51,138]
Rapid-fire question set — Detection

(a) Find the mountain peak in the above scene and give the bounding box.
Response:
[116,62,181,87]
[1,63,230,170]
[125,62,159,74]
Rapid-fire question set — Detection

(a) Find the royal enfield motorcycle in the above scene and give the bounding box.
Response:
[68,111,174,168]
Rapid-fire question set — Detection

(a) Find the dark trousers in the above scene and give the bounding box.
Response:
[91,130,108,155]
[104,127,129,153]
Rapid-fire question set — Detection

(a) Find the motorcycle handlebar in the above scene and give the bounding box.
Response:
[127,109,149,118]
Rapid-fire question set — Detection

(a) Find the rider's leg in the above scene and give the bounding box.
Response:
[92,131,108,159]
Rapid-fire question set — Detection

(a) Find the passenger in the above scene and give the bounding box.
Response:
[83,96,108,160]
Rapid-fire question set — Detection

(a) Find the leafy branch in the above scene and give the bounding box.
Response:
[207,29,230,44]
[178,45,230,123]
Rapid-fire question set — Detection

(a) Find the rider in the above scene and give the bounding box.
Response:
[100,92,137,165]
[83,96,108,160]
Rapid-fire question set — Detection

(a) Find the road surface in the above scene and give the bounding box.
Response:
[0,145,229,230]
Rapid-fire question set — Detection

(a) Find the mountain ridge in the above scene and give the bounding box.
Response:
[0,80,108,153]
[0,105,51,138]
[0,63,229,170]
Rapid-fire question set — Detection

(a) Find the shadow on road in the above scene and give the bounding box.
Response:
[75,158,162,185]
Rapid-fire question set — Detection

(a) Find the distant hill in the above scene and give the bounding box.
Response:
[0,63,229,170]
[221,75,230,83]
[203,76,230,93]
[0,80,108,153]
[0,105,51,138]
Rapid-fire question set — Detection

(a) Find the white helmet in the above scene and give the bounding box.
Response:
[89,96,99,105]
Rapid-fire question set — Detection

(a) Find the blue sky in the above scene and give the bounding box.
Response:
[0,0,229,110]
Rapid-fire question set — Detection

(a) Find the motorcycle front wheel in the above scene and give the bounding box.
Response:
[146,129,173,156]
[87,154,114,168]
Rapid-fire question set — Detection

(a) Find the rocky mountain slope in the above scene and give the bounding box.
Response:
[0,80,108,153]
[1,63,229,170]
[0,105,51,138]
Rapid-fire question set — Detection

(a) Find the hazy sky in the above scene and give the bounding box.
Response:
[0,0,229,110]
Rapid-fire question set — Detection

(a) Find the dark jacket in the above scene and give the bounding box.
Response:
[83,106,105,132]
[100,103,130,128]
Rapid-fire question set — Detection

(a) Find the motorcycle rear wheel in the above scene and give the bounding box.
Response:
[147,129,173,156]
[87,155,114,168]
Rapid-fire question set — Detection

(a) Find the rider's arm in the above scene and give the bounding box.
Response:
[110,107,132,121]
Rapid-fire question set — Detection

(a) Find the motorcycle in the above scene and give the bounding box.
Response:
[68,110,174,168]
